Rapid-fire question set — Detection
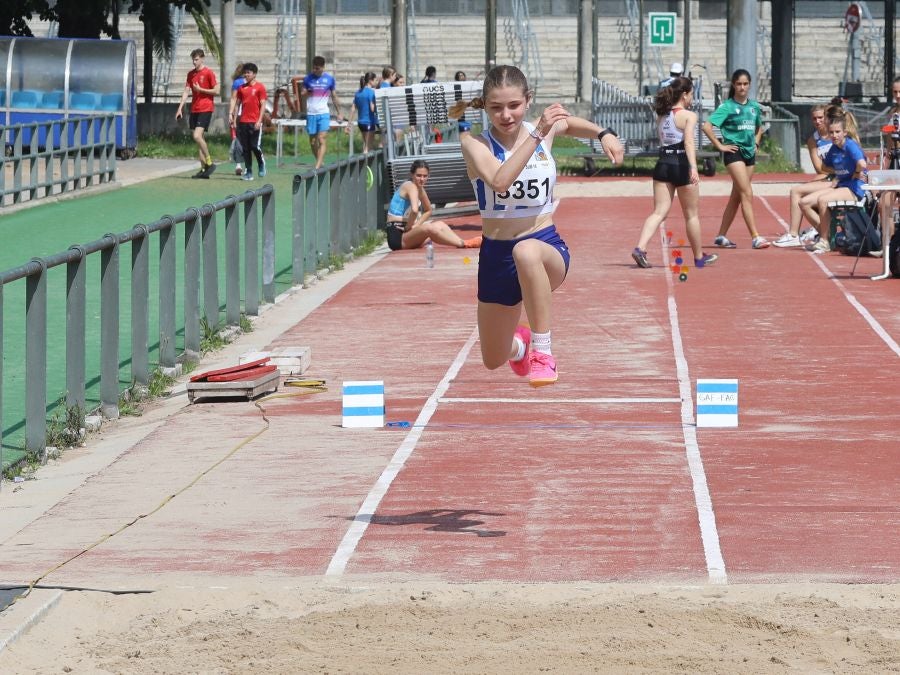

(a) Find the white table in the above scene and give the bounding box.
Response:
[860,184,897,280]
[273,118,349,167]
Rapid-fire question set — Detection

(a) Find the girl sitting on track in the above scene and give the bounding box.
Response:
[385,160,483,252]
[632,76,717,269]
[702,68,769,250]
[773,104,836,247]
[450,65,623,387]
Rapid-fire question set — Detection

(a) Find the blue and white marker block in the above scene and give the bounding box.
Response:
[696,379,738,428]
[342,380,385,428]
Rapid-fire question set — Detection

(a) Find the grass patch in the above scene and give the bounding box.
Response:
[199,317,227,355]
[44,398,85,451]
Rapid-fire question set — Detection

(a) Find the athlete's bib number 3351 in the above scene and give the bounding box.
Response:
[497,177,550,203]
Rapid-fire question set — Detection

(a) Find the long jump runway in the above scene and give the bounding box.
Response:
[300,190,899,585]
[1,189,898,590]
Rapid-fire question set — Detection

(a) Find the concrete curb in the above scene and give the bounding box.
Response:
[0,589,63,654]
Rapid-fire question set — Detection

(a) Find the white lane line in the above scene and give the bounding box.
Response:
[439,397,682,404]
[760,197,900,358]
[661,229,728,584]
[326,329,480,577]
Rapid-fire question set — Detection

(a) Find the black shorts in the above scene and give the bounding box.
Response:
[189,112,212,130]
[385,223,405,251]
[724,150,755,167]
[358,122,378,133]
[652,156,692,187]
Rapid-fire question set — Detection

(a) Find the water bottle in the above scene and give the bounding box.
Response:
[425,240,434,268]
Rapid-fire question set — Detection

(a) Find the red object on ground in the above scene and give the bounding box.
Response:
[189,357,270,382]
[206,364,278,382]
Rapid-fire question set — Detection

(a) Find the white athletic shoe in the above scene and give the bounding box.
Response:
[773,233,802,248]
[799,227,819,243]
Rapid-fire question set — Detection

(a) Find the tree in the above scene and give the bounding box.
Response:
[0,0,51,37]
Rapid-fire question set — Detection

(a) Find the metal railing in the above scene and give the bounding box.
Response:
[1,115,117,207]
[291,151,386,283]
[766,104,802,169]
[0,186,275,458]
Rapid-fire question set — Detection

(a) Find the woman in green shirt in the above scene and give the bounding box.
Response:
[702,69,769,249]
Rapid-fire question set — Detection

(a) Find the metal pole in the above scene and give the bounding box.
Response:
[577,0,592,102]
[683,0,691,74]
[887,0,896,99]
[221,0,236,101]
[726,0,758,99]
[638,0,644,96]
[771,0,793,101]
[100,237,120,420]
[486,0,497,74]
[392,0,408,79]
[25,262,47,451]
[306,0,316,73]
[66,248,86,413]
[592,0,599,80]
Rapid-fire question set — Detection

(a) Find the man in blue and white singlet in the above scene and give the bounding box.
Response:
[300,55,344,169]
[453,65,623,388]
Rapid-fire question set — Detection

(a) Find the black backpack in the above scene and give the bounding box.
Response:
[834,208,882,257]
[890,226,900,277]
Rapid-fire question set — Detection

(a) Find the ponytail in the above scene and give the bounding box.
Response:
[448,97,485,119]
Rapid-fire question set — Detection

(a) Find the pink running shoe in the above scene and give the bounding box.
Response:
[529,351,558,387]
[509,326,531,376]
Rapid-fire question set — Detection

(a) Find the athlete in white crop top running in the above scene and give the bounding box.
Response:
[452,65,623,387]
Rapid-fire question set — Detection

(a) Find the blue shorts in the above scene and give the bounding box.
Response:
[477,225,570,306]
[307,113,331,135]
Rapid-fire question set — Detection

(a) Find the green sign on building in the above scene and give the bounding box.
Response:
[648,12,677,46]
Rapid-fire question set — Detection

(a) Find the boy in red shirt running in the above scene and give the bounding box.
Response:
[175,48,218,179]
[228,63,268,181]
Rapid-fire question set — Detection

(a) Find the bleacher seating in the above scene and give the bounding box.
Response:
[39,91,65,109]
[10,90,40,108]
[69,92,99,110]
[99,93,123,111]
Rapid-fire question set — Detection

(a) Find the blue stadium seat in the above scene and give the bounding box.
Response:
[69,92,99,110]
[39,91,65,109]
[99,93,123,111]
[0,90,5,107]
[11,90,40,108]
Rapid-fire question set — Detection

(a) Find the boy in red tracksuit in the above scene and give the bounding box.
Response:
[175,48,218,179]
[228,63,268,181]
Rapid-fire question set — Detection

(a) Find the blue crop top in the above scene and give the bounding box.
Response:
[388,188,411,217]
[471,122,556,219]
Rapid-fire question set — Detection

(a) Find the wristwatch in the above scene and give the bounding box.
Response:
[598,128,618,141]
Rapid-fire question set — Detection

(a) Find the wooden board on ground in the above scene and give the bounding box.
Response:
[186,369,280,403]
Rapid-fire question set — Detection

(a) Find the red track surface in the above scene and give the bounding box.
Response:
[282,183,899,584]
[2,182,897,587]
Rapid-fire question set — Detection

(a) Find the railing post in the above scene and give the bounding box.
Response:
[184,209,201,359]
[66,246,87,413]
[351,157,363,246]
[225,198,241,326]
[304,171,318,277]
[330,164,343,255]
[0,283,4,469]
[159,216,177,369]
[243,197,259,316]
[201,205,220,327]
[131,225,150,387]
[262,189,276,304]
[316,170,329,269]
[100,235,120,420]
[292,176,305,285]
[25,259,47,451]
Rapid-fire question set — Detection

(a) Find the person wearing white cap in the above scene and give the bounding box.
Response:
[660,63,685,88]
